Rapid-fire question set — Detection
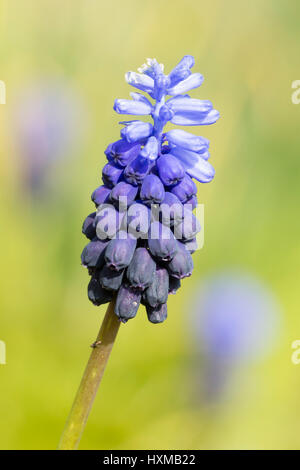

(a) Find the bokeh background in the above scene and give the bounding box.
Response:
[0,0,300,450]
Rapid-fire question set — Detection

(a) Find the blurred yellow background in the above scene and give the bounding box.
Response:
[0,0,300,450]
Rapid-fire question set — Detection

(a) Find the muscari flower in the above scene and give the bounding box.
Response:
[82,55,219,323]
[189,271,281,404]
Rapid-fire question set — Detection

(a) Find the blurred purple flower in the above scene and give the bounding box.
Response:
[12,80,85,195]
[189,270,282,403]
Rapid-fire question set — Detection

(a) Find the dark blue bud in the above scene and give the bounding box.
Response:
[170,174,197,203]
[174,210,201,241]
[102,162,123,188]
[104,231,137,271]
[127,202,151,238]
[81,239,109,268]
[159,192,184,227]
[148,221,177,261]
[143,267,169,307]
[94,204,125,240]
[167,241,194,279]
[91,185,111,207]
[146,302,168,324]
[156,154,185,186]
[126,247,156,290]
[140,174,165,205]
[110,181,138,211]
[124,155,150,186]
[105,139,141,167]
[99,265,124,291]
[115,284,141,322]
[168,276,181,294]
[88,276,113,306]
[82,212,96,240]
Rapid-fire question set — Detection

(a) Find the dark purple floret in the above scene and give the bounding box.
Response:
[109,181,138,211]
[94,204,125,240]
[166,241,194,279]
[126,247,156,290]
[105,139,141,167]
[143,267,169,307]
[140,174,165,205]
[174,210,201,241]
[82,212,96,240]
[170,174,197,203]
[127,202,151,238]
[124,155,150,186]
[146,302,168,324]
[81,238,109,268]
[159,192,184,227]
[104,231,137,271]
[115,284,141,322]
[156,154,185,186]
[102,162,123,188]
[91,185,111,207]
[88,276,113,306]
[148,221,177,261]
[99,265,124,291]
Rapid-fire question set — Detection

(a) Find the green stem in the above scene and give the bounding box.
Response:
[58,299,120,450]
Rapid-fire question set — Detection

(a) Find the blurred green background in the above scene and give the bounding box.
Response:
[1,0,300,450]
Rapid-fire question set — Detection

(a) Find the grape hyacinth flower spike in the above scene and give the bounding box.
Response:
[58,56,219,450]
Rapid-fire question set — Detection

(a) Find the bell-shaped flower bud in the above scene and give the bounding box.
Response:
[156,154,185,186]
[114,98,152,115]
[82,212,96,240]
[104,231,137,271]
[125,71,155,95]
[170,174,197,203]
[167,73,204,96]
[140,174,165,205]
[174,210,201,241]
[126,247,156,290]
[95,204,125,240]
[167,242,194,279]
[99,265,124,291]
[143,267,169,308]
[115,284,141,322]
[121,121,153,143]
[127,202,151,238]
[102,162,123,188]
[165,129,209,153]
[159,192,184,227]
[146,302,168,324]
[91,185,111,207]
[105,139,141,167]
[168,55,195,87]
[88,276,113,306]
[124,155,150,186]
[110,181,138,211]
[81,239,109,268]
[170,146,215,183]
[148,221,177,261]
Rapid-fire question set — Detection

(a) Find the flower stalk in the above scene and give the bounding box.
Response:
[58,299,120,450]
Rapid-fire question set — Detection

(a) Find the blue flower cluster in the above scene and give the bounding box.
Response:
[81,56,219,324]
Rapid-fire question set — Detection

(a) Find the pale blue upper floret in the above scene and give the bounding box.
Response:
[113,56,219,184]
